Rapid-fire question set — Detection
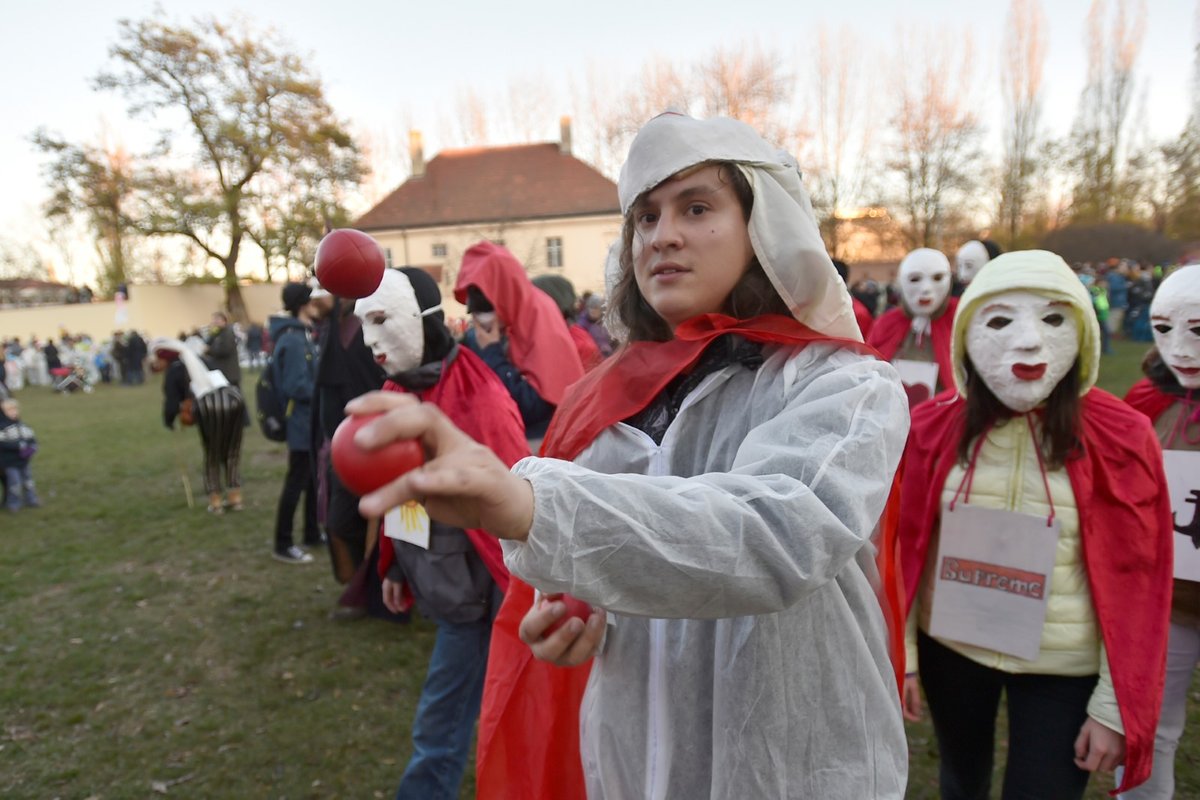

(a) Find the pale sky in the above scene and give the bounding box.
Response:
[1,0,1195,286]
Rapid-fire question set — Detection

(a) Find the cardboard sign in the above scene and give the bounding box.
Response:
[383,501,431,550]
[1165,450,1200,582]
[894,359,940,408]
[928,502,1060,661]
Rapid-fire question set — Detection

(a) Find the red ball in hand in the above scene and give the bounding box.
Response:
[315,229,386,299]
[543,593,593,636]
[331,413,424,497]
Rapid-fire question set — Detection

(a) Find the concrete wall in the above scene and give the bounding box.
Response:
[0,283,288,342]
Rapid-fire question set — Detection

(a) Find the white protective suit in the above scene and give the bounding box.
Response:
[502,114,910,799]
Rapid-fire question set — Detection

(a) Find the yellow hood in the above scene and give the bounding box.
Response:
[951,250,1100,396]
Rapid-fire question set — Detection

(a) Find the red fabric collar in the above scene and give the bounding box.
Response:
[866,297,958,391]
[541,313,877,461]
[899,389,1172,794]
[1124,377,1177,423]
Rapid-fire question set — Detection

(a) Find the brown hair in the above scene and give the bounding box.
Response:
[609,161,789,342]
[958,355,1082,470]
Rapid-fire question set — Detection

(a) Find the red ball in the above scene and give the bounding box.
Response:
[542,593,593,636]
[315,229,386,299]
[331,413,424,497]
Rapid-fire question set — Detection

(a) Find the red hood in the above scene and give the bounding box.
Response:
[454,241,584,405]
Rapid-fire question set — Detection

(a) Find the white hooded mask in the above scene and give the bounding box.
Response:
[955,240,990,285]
[355,270,425,376]
[899,248,952,339]
[1151,265,1200,390]
[953,251,1100,412]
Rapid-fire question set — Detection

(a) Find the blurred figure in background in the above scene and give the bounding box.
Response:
[531,273,602,371]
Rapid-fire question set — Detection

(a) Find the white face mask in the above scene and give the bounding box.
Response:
[355,271,425,375]
[956,240,989,285]
[1151,267,1200,389]
[965,290,1080,413]
[472,311,498,333]
[899,249,951,319]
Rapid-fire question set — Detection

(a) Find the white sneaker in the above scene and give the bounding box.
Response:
[272,546,313,564]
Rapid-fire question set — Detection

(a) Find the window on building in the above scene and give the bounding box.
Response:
[384,248,394,269]
[546,237,564,268]
[432,243,447,258]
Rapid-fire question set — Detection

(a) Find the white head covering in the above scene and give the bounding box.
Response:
[955,240,990,284]
[952,250,1101,397]
[151,337,226,398]
[617,113,860,341]
[1150,265,1200,389]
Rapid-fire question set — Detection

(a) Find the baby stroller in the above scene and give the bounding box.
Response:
[50,364,93,394]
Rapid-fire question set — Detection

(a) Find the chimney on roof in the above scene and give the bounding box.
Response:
[559,116,572,156]
[409,130,425,178]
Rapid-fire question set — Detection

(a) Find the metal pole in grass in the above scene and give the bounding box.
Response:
[170,430,195,509]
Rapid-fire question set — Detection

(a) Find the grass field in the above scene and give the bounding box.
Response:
[1,338,1195,799]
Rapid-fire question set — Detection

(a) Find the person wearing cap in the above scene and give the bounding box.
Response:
[577,293,614,357]
[531,273,602,371]
[270,282,321,564]
[345,113,908,799]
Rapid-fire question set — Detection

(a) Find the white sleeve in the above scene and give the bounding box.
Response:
[502,355,909,619]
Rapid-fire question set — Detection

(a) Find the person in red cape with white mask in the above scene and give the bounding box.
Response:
[1120,264,1200,800]
[899,250,1172,798]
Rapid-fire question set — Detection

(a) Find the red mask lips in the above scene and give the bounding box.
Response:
[1174,366,1200,376]
[1012,362,1047,381]
[375,354,388,365]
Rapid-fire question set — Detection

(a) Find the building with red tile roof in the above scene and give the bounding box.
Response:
[353,121,621,310]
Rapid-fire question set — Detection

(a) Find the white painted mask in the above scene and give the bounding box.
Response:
[965,290,1080,413]
[1150,266,1200,390]
[355,270,425,375]
[900,248,952,319]
[956,240,989,285]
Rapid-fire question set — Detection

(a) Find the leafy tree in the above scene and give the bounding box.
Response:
[32,131,136,295]
[93,14,363,319]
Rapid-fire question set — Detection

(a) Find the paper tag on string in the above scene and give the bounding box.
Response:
[383,501,431,549]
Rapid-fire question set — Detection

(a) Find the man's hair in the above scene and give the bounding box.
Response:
[610,161,788,342]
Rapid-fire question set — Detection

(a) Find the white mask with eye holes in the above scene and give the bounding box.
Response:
[899,248,952,338]
[355,270,426,375]
[1150,265,1200,389]
[956,240,990,285]
[965,290,1081,413]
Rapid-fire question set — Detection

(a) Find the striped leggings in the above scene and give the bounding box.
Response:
[195,385,244,494]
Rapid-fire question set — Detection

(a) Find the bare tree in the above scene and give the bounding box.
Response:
[803,25,877,259]
[1164,0,1200,239]
[997,0,1048,249]
[884,27,985,249]
[1066,0,1147,222]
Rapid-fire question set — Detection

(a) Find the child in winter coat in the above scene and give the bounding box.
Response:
[1,398,40,511]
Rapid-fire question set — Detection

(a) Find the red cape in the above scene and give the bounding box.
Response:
[899,389,1172,794]
[1124,377,1178,423]
[568,323,603,372]
[454,242,584,405]
[377,347,530,591]
[867,298,958,393]
[477,313,907,800]
[853,296,875,340]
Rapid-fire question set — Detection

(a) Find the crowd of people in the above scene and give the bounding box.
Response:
[4,111,1198,800]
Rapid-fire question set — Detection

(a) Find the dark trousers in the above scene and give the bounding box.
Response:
[274,449,317,551]
[918,630,1098,800]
